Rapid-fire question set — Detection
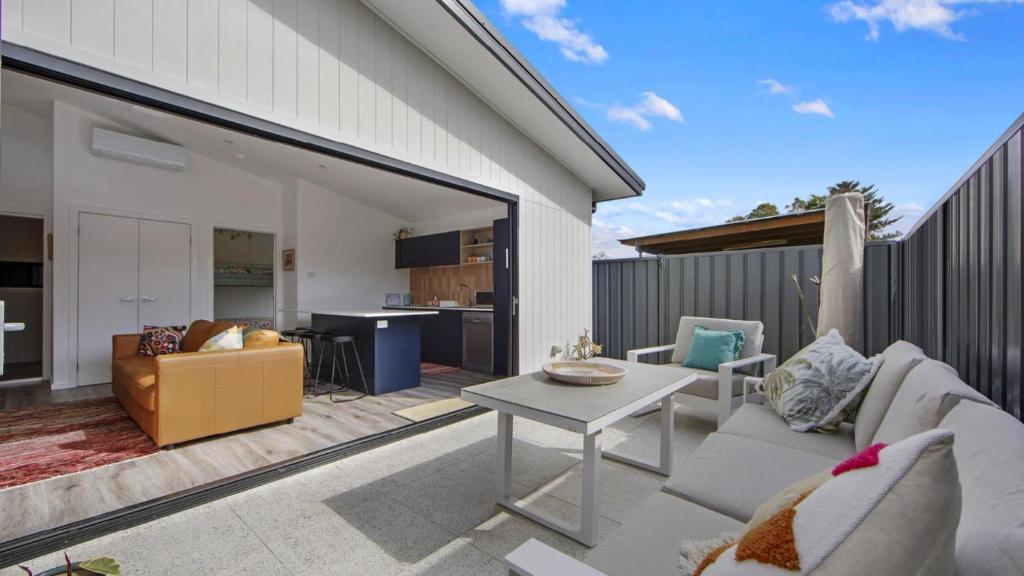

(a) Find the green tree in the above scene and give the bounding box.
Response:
[784,181,901,240]
[726,202,780,222]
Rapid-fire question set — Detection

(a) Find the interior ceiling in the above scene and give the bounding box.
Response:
[1,70,504,223]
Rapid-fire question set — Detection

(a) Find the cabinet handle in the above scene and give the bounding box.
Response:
[119,297,136,302]
[141,297,158,303]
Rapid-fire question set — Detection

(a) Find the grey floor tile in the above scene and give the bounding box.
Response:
[533,459,664,523]
[464,436,581,490]
[394,538,506,576]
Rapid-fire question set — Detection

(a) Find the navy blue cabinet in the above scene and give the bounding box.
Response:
[395,231,460,269]
[420,310,463,366]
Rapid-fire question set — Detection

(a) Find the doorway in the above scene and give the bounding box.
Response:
[213,228,276,329]
[0,214,45,384]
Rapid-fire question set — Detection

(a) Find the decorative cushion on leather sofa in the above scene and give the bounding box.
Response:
[853,340,925,450]
[138,325,186,356]
[719,404,855,459]
[663,433,838,522]
[243,329,282,348]
[181,320,242,353]
[873,359,995,445]
[693,429,960,575]
[939,401,1024,576]
[683,326,745,371]
[199,325,243,352]
[764,329,879,433]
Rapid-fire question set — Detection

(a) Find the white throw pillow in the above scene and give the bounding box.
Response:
[764,329,879,433]
[694,429,961,575]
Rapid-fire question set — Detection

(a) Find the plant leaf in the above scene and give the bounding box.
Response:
[78,558,121,576]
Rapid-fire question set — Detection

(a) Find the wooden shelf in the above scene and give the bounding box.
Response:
[461,243,493,248]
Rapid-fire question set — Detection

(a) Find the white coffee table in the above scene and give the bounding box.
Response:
[461,359,698,546]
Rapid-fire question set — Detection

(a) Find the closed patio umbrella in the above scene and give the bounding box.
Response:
[816,193,866,351]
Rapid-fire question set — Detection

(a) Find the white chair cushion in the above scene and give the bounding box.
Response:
[939,401,1024,576]
[718,403,855,460]
[853,340,925,450]
[678,369,746,400]
[670,317,764,371]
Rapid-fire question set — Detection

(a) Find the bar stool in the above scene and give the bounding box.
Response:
[312,333,368,402]
[281,328,317,391]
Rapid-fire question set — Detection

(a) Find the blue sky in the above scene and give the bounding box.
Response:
[479,0,1024,257]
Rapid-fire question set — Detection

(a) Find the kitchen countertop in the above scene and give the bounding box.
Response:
[383,305,494,313]
[280,309,439,318]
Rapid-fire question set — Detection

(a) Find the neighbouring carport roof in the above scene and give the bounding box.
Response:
[619,210,827,255]
[366,0,645,202]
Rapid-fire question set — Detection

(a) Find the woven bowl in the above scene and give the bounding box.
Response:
[542,361,627,386]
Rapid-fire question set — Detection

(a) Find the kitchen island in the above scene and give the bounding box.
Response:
[288,310,439,395]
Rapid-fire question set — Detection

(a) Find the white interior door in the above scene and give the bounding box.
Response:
[139,219,191,328]
[78,213,139,386]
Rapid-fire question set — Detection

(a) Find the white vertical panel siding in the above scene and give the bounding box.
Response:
[3,0,595,372]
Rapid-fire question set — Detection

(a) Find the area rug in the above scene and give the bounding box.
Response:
[420,362,462,376]
[393,398,475,422]
[0,397,158,490]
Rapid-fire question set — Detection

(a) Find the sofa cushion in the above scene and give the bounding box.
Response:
[670,317,764,376]
[181,320,215,353]
[939,401,1024,576]
[663,433,838,522]
[199,325,244,352]
[585,491,744,576]
[678,370,747,400]
[694,429,960,575]
[682,326,745,371]
[853,340,925,450]
[243,329,281,349]
[138,325,186,356]
[718,403,855,459]
[873,359,995,445]
[114,356,157,411]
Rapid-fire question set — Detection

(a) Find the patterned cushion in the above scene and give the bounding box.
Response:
[764,329,879,433]
[199,325,243,352]
[137,325,186,356]
[694,429,960,575]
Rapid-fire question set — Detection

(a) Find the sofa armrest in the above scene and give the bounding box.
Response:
[719,352,776,372]
[112,334,142,361]
[626,344,675,363]
[506,539,607,576]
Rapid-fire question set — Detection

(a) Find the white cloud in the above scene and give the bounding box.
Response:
[501,0,608,64]
[759,78,795,95]
[793,99,835,118]
[607,92,683,131]
[890,202,928,235]
[827,0,1024,41]
[591,197,742,257]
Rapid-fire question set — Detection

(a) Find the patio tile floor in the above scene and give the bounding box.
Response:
[3,407,714,576]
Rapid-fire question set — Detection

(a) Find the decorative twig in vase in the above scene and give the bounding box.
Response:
[550,329,603,361]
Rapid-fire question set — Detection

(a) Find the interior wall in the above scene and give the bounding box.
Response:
[0,104,53,380]
[292,178,411,315]
[51,101,284,387]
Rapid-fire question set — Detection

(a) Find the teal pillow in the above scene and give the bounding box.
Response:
[682,326,746,371]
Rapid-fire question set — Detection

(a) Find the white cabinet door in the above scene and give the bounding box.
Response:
[78,213,140,386]
[139,219,191,329]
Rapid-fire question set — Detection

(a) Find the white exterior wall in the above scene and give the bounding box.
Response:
[3,0,594,372]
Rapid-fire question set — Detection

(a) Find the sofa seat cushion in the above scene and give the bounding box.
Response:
[873,359,995,445]
[939,401,1024,576]
[853,340,925,450]
[679,370,746,400]
[585,491,744,576]
[663,433,838,522]
[718,403,855,460]
[114,357,157,411]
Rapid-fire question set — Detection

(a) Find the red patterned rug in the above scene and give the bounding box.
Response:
[420,362,461,376]
[0,397,158,490]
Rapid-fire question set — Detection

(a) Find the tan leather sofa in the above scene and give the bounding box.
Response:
[112,321,304,448]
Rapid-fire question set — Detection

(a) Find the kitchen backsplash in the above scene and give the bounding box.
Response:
[410,263,493,306]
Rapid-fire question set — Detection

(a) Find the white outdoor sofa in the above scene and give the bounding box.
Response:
[506,340,1024,576]
[627,316,776,428]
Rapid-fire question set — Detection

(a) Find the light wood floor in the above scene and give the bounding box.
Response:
[0,370,493,544]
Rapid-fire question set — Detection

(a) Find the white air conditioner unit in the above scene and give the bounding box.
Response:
[91,127,187,171]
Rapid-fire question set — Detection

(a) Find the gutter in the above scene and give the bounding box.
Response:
[436,0,646,199]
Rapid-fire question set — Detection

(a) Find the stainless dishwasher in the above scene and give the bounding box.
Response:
[462,312,493,374]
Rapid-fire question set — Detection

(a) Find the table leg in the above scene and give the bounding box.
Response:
[580,430,602,547]
[496,412,513,502]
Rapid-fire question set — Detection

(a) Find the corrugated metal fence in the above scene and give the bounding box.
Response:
[898,117,1022,419]
[593,242,898,366]
[593,115,1023,419]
